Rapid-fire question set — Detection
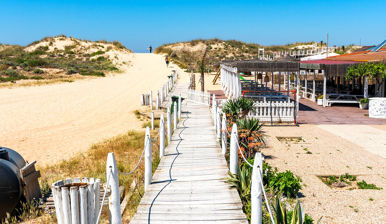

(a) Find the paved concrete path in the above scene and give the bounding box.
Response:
[318,125,386,158]
[130,83,247,223]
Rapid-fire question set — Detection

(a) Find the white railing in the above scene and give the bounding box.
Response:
[52,94,183,224]
[186,89,210,105]
[248,101,295,123]
[141,71,178,107]
[212,102,275,224]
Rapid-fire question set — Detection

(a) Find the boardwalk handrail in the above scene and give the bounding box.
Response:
[186,89,211,105]
[53,71,181,224]
[215,103,275,224]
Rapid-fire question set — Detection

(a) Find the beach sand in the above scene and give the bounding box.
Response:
[0,53,180,166]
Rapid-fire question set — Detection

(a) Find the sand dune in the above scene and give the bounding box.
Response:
[0,53,177,166]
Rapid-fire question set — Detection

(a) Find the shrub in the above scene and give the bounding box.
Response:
[223,97,255,121]
[80,71,105,77]
[33,68,44,74]
[236,118,263,132]
[357,180,382,190]
[360,98,369,104]
[90,50,105,57]
[269,171,302,198]
[25,58,47,67]
[30,75,44,80]
[263,163,302,198]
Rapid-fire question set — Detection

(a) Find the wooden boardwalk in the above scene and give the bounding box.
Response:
[130,84,247,223]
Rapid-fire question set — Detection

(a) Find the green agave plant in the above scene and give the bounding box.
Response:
[273,197,305,224]
[222,97,255,120]
[236,118,263,132]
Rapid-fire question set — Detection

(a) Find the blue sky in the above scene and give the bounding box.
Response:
[1,0,385,52]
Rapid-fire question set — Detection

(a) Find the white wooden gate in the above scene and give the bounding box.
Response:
[248,101,295,123]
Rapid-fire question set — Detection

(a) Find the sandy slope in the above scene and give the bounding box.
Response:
[0,53,174,166]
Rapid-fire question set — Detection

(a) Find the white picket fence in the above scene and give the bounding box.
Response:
[51,178,101,224]
[186,89,211,105]
[248,101,295,123]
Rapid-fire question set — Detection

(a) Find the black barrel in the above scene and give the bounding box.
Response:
[0,147,26,219]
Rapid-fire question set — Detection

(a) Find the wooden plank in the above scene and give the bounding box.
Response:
[130,82,247,224]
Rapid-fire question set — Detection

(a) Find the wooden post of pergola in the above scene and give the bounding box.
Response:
[323,71,327,107]
[312,70,316,102]
[304,71,308,98]
[287,72,290,96]
[296,71,300,112]
[278,72,281,91]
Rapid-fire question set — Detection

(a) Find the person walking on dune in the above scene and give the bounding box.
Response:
[148,45,152,53]
[165,56,169,67]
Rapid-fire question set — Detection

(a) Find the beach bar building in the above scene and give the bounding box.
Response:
[220,40,386,122]
[220,59,301,124]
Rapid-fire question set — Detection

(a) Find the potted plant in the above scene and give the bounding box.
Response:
[317,95,323,106]
[359,98,369,109]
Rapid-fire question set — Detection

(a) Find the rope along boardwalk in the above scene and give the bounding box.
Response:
[130,85,247,223]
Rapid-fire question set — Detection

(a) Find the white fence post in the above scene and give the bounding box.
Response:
[160,87,164,103]
[173,102,177,130]
[167,107,171,144]
[221,113,227,155]
[178,94,182,119]
[149,90,153,110]
[156,90,159,110]
[61,187,71,224]
[151,112,154,130]
[79,186,87,223]
[160,114,165,157]
[70,186,80,224]
[87,179,95,224]
[251,153,263,224]
[212,101,217,126]
[144,127,152,191]
[216,109,221,140]
[106,152,122,224]
[230,124,238,175]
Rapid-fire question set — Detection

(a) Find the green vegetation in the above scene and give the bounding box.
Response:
[155,39,322,72]
[357,180,382,190]
[272,197,314,224]
[263,163,302,198]
[222,97,255,121]
[0,36,124,83]
[360,98,369,104]
[321,173,357,186]
[345,63,386,80]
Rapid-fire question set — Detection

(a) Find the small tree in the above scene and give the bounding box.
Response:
[345,62,386,97]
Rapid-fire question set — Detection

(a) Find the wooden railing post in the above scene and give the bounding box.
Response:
[173,102,177,130]
[251,153,263,224]
[149,90,153,110]
[178,94,182,119]
[160,87,164,103]
[144,127,152,191]
[216,109,221,140]
[106,152,122,224]
[70,186,79,224]
[167,107,171,144]
[221,113,227,155]
[230,124,238,175]
[156,90,159,110]
[151,112,154,130]
[160,114,165,157]
[212,101,217,126]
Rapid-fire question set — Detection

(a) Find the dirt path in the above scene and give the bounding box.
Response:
[0,53,175,166]
[262,124,386,224]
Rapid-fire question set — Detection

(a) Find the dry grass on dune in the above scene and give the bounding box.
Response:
[26,130,161,223]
